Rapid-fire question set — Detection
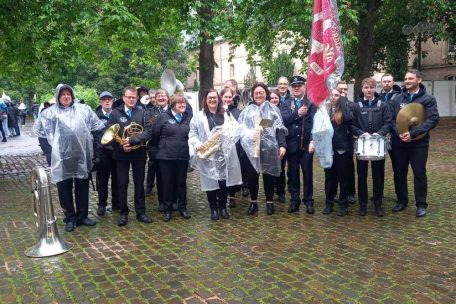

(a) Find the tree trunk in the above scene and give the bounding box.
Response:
[353,0,382,97]
[198,32,214,109]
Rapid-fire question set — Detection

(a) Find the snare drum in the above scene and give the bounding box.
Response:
[354,134,386,161]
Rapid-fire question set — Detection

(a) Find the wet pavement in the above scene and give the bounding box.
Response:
[0,119,455,303]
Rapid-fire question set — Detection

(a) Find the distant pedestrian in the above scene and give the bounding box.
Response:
[18,102,28,126]
[31,102,39,120]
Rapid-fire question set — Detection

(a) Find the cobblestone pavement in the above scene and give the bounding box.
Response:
[0,119,455,303]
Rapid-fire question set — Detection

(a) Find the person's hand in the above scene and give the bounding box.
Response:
[278,147,286,160]
[400,131,412,142]
[308,141,315,153]
[195,143,206,152]
[298,105,308,117]
[91,157,100,172]
[123,143,132,152]
[121,137,130,146]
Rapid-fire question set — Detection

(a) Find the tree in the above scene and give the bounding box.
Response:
[243,66,257,89]
[265,52,295,85]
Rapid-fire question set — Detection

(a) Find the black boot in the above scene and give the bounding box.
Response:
[228,197,236,208]
[359,204,367,216]
[266,202,274,215]
[211,208,219,220]
[374,203,385,217]
[323,202,333,215]
[287,201,300,213]
[218,201,230,219]
[338,202,348,216]
[247,202,258,215]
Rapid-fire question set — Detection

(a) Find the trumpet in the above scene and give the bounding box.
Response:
[101,122,144,150]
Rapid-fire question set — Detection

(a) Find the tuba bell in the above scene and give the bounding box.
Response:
[160,69,184,96]
[25,167,73,258]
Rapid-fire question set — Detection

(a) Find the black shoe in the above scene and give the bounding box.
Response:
[228,198,236,208]
[416,207,427,217]
[220,208,230,219]
[323,204,333,215]
[211,209,219,220]
[338,207,348,217]
[118,214,128,226]
[306,204,315,214]
[158,203,165,213]
[1,139,6,142]
[287,202,300,213]
[64,221,76,232]
[78,218,96,226]
[247,202,258,215]
[266,203,275,215]
[145,186,152,195]
[392,203,407,212]
[172,202,178,211]
[347,195,356,204]
[242,188,250,197]
[136,213,152,223]
[375,206,385,217]
[358,206,367,216]
[179,209,191,219]
[278,194,286,203]
[97,206,106,216]
[163,211,171,222]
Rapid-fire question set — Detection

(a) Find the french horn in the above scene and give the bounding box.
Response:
[101,122,144,150]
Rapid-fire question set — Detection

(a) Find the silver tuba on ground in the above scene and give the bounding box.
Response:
[25,167,73,258]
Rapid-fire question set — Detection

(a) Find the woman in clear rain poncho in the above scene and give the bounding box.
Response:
[33,84,104,232]
[189,89,242,220]
[238,83,288,216]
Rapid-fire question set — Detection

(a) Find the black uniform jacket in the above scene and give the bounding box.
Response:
[390,84,439,147]
[279,96,316,154]
[153,109,191,161]
[331,99,354,152]
[108,104,153,161]
[96,106,114,151]
[379,84,402,102]
[351,92,391,137]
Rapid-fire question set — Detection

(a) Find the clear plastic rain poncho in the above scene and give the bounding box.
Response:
[33,85,104,183]
[189,111,242,191]
[238,101,287,176]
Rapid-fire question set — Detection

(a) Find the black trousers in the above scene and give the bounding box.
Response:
[347,149,356,196]
[273,158,286,196]
[158,160,188,212]
[325,151,351,206]
[243,154,275,201]
[97,149,119,208]
[391,144,429,207]
[287,148,314,205]
[116,159,146,215]
[356,159,385,207]
[57,178,89,223]
[146,151,156,190]
[206,180,228,209]
[38,137,52,166]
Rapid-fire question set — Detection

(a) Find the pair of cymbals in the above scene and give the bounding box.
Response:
[396,103,425,141]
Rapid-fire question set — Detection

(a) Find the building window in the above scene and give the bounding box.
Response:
[446,76,456,80]
[229,45,236,56]
[449,39,456,56]
[230,64,235,77]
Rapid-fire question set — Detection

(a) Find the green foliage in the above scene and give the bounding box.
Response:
[192,79,199,91]
[265,52,295,85]
[243,66,257,89]
[74,85,98,110]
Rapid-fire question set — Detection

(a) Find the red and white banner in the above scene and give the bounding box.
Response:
[306,0,344,107]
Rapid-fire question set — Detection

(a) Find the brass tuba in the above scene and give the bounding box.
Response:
[25,167,73,258]
[101,123,144,150]
[160,69,185,96]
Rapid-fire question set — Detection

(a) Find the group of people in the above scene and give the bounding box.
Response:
[32,68,439,233]
[0,97,29,142]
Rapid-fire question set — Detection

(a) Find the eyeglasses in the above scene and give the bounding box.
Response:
[207,96,218,100]
[254,91,266,96]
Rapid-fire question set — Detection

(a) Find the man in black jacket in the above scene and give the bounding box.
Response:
[279,75,316,214]
[108,87,153,226]
[351,78,391,217]
[379,73,401,103]
[390,69,439,217]
[95,91,119,216]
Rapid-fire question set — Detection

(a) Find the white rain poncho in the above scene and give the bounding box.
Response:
[33,84,104,183]
[238,101,287,176]
[189,111,242,191]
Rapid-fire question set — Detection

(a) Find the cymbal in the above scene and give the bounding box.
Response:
[396,103,426,140]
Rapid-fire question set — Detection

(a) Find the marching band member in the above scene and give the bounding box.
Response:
[189,89,242,220]
[269,89,287,203]
[323,89,354,215]
[108,87,153,226]
[280,76,316,214]
[351,78,391,217]
[33,84,104,232]
[95,91,119,215]
[238,83,287,215]
[390,69,439,217]
[153,94,192,222]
